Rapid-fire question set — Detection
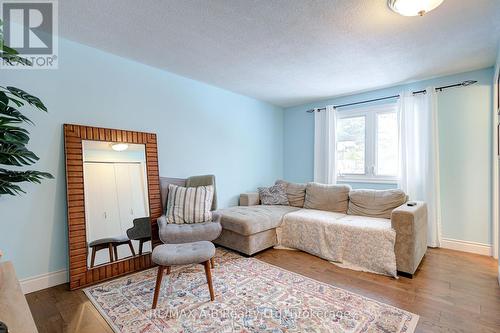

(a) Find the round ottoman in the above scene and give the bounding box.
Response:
[151,241,216,308]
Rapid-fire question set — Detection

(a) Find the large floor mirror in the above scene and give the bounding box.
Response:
[83,140,151,268]
[64,124,162,290]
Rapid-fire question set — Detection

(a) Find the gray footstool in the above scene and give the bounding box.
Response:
[151,241,216,309]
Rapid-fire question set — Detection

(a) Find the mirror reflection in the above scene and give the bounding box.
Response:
[82,140,151,268]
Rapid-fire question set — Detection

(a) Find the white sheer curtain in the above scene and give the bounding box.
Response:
[398,88,442,247]
[314,105,337,184]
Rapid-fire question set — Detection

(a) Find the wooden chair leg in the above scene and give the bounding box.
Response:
[166,266,171,275]
[210,257,215,269]
[128,240,136,256]
[113,245,118,261]
[152,265,164,309]
[108,243,114,262]
[139,239,144,255]
[203,260,215,301]
[90,247,96,268]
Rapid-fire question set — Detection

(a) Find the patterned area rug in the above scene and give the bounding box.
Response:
[84,248,418,332]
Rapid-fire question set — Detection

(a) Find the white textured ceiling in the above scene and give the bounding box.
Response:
[60,0,500,107]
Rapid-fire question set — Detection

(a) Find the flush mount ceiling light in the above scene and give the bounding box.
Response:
[388,0,444,16]
[111,143,129,151]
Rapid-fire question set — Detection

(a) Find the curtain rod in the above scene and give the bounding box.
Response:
[305,80,477,113]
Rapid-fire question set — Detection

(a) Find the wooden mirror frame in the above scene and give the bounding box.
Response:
[63,124,162,290]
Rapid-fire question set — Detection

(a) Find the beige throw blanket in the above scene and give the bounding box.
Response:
[277,209,398,277]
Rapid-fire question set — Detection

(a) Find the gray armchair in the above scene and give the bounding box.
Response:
[156,175,222,247]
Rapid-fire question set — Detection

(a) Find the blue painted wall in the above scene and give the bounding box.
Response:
[0,38,284,279]
[284,68,493,245]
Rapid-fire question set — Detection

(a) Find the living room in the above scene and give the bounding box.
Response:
[0,1,499,332]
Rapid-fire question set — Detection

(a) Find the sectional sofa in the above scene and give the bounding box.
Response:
[215,180,428,277]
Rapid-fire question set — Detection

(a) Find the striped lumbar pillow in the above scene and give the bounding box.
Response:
[166,184,214,224]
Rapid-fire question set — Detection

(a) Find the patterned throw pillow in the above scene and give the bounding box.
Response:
[257,183,289,205]
[166,184,214,224]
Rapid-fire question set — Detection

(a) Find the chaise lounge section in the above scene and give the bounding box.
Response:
[214,202,300,256]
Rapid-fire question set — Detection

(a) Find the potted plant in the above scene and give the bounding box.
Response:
[0,19,53,196]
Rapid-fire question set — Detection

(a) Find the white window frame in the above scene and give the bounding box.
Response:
[336,102,399,184]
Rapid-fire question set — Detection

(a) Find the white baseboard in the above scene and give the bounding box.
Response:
[441,238,492,256]
[20,269,68,294]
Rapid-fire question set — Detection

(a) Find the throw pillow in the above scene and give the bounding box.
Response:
[166,184,214,224]
[304,182,351,213]
[275,179,306,207]
[347,189,407,219]
[257,183,289,205]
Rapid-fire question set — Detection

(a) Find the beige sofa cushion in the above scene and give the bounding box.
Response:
[275,180,306,207]
[348,189,407,219]
[304,183,351,213]
[219,205,300,236]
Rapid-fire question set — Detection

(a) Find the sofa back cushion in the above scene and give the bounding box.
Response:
[304,182,351,213]
[275,180,306,207]
[347,189,407,219]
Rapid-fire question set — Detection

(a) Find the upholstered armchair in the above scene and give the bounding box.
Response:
[156,175,222,256]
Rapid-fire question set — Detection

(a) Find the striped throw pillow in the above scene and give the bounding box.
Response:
[166,184,214,224]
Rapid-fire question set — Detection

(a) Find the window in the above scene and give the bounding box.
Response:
[336,103,399,182]
[337,116,365,175]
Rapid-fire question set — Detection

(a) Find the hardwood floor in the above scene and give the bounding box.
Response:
[257,248,500,332]
[26,247,500,332]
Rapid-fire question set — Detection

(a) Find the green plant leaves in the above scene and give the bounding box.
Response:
[0,42,33,66]
[0,87,27,109]
[0,180,24,195]
[0,87,51,195]
[0,168,53,182]
[0,91,8,109]
[0,24,52,195]
[6,87,46,111]
[0,106,33,124]
[0,125,30,145]
[0,49,32,66]
[0,143,39,166]
[0,169,53,195]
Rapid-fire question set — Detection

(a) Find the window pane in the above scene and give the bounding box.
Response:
[376,112,399,176]
[336,116,365,175]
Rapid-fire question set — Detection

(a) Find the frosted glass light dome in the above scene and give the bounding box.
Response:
[388,0,444,16]
[111,143,129,151]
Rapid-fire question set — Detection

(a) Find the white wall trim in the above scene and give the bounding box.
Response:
[441,238,492,256]
[20,269,68,294]
[492,64,499,259]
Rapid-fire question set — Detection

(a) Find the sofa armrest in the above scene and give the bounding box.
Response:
[391,201,428,275]
[240,192,260,206]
